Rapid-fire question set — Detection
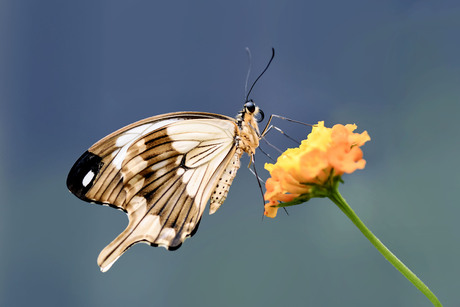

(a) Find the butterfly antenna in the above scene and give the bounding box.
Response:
[244,47,252,100]
[245,48,275,102]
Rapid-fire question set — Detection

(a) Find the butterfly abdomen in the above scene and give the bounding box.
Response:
[209,150,242,214]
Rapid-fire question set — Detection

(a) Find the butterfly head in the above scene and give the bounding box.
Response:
[237,100,264,127]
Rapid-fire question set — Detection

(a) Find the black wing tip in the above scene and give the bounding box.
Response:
[67,150,104,201]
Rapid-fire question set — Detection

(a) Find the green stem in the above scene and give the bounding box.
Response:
[328,183,442,307]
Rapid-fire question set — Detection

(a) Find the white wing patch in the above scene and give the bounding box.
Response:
[82,170,95,187]
[113,119,180,169]
[167,120,235,168]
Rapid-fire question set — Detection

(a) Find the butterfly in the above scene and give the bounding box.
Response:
[67,102,265,272]
[67,49,276,272]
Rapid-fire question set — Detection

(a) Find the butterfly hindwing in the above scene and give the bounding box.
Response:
[67,112,240,271]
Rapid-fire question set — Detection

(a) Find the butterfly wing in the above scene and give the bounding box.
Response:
[67,112,239,272]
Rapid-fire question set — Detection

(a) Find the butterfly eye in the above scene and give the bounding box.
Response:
[255,108,264,123]
[244,100,256,113]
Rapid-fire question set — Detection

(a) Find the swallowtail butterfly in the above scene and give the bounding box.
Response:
[67,49,276,272]
[68,100,268,272]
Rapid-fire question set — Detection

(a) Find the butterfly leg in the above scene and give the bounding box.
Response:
[260,114,311,137]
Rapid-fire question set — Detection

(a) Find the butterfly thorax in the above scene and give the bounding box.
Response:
[235,105,261,156]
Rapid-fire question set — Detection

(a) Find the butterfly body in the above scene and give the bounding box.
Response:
[67,104,263,272]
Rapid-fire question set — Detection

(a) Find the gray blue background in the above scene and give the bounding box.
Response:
[1,1,459,306]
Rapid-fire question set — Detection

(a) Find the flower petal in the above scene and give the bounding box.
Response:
[263,121,370,217]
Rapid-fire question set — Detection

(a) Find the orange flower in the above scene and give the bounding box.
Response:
[264,121,370,217]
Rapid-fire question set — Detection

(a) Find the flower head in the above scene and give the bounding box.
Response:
[264,121,370,218]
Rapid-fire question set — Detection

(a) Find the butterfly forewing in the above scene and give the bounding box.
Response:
[67,112,240,272]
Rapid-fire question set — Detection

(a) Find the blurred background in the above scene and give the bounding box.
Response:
[1,1,459,306]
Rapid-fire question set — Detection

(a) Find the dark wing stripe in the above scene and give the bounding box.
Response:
[94,166,121,201]
[163,184,190,229]
[101,170,125,203]
[122,172,185,245]
[123,150,178,183]
[102,138,172,194]
[89,151,122,201]
[152,181,190,242]
[90,142,179,206]
[141,168,179,205]
[89,131,173,203]
[107,177,125,206]
[170,197,195,247]
[125,149,179,178]
[123,135,171,163]
[148,174,184,217]
[123,154,182,205]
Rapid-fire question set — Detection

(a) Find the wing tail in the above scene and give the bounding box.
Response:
[97,213,162,272]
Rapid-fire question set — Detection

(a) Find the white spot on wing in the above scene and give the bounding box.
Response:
[82,171,95,187]
[176,168,185,176]
[182,169,193,184]
[154,167,167,178]
[113,145,130,170]
[151,159,171,172]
